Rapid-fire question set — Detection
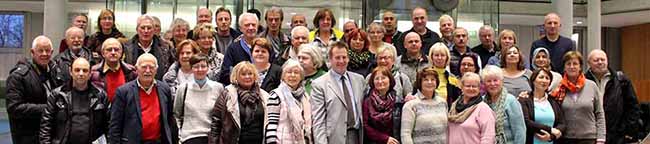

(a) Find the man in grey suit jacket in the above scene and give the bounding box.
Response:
[311,41,365,144]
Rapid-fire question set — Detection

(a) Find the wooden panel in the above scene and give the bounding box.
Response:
[622,23,650,102]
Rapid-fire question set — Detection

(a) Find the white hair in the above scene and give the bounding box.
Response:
[291,26,309,36]
[479,25,494,35]
[136,14,154,27]
[136,53,158,67]
[461,72,481,87]
[281,59,305,79]
[480,65,504,81]
[238,13,259,27]
[65,27,85,38]
[32,35,52,50]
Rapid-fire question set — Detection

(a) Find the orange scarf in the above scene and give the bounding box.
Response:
[551,73,585,102]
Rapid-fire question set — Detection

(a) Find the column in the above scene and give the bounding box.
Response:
[43,0,66,54]
[587,0,601,52]
[552,0,573,37]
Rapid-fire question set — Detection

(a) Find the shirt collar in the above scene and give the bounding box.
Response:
[138,41,152,53]
[136,79,157,94]
[329,70,347,81]
[102,62,121,73]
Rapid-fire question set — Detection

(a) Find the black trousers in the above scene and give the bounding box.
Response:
[182,136,208,144]
[558,138,596,144]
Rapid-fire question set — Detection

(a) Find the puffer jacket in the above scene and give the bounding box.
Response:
[5,58,63,144]
[53,47,95,82]
[208,85,269,144]
[38,82,109,144]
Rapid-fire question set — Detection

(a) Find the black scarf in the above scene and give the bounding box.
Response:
[455,95,483,112]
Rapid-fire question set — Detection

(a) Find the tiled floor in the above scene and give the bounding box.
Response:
[0,120,10,144]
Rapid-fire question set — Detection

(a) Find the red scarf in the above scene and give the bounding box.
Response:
[551,73,586,102]
[369,90,395,122]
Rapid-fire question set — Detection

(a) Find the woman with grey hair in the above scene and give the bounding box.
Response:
[480,65,526,144]
[169,18,190,48]
[265,59,313,143]
[367,22,397,56]
[296,44,327,94]
[448,72,496,143]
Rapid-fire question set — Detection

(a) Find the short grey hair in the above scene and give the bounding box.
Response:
[375,44,397,59]
[32,35,52,50]
[101,38,121,51]
[291,26,309,37]
[65,27,85,38]
[453,27,468,37]
[367,22,386,33]
[169,18,190,33]
[298,44,324,68]
[480,65,504,81]
[461,72,481,87]
[136,14,154,27]
[238,12,259,27]
[438,14,454,24]
[479,25,494,35]
[136,53,158,67]
[281,59,305,79]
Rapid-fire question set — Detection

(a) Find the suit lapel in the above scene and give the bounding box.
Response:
[132,83,143,128]
[156,83,172,143]
[326,74,347,108]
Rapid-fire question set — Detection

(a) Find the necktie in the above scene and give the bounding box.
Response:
[340,76,355,128]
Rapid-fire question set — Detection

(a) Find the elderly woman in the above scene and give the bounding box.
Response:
[487,29,516,66]
[173,54,225,144]
[480,65,526,144]
[87,9,126,58]
[363,67,403,144]
[297,44,327,94]
[169,18,190,48]
[251,38,282,92]
[551,51,605,144]
[163,40,200,96]
[367,22,397,55]
[520,69,565,144]
[209,61,269,144]
[448,72,496,144]
[369,47,412,100]
[531,48,562,92]
[401,67,448,144]
[192,23,224,81]
[345,29,374,76]
[265,59,312,143]
[421,42,461,106]
[501,46,533,96]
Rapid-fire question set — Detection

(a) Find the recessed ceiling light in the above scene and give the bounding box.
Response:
[576,21,583,24]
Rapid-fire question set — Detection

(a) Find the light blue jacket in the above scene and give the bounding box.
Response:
[483,90,527,144]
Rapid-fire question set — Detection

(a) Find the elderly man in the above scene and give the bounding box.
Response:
[472,25,497,68]
[449,27,480,76]
[90,38,137,102]
[530,12,575,73]
[398,32,431,84]
[54,27,95,82]
[585,49,642,144]
[59,14,89,52]
[109,53,178,144]
[6,36,62,143]
[39,58,110,144]
[261,7,290,57]
[290,14,308,29]
[394,7,441,56]
[439,14,455,49]
[214,7,242,53]
[381,10,401,44]
[275,26,310,66]
[124,14,173,80]
[311,41,365,144]
[218,13,265,85]
[187,7,214,39]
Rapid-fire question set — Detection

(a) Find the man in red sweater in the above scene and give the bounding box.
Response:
[108,53,178,144]
[90,38,137,102]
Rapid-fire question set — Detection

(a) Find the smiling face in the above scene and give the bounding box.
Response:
[564,58,582,78]
[483,75,503,95]
[534,71,551,91]
[349,34,365,51]
[102,40,122,64]
[376,50,395,68]
[462,77,481,98]
[173,25,188,41]
[196,31,214,50]
[282,66,303,89]
[459,57,476,75]
[343,22,357,34]
[72,16,88,30]
[411,8,427,30]
[99,14,114,31]
[237,68,256,89]
[252,46,270,64]
[500,33,515,49]
[373,72,390,93]
[421,75,438,96]
[367,27,384,43]
[65,28,85,51]
[31,39,53,68]
[192,61,209,80]
[534,51,550,68]
[318,15,333,31]
[329,46,349,74]
[137,19,154,42]
[240,16,258,40]
[505,47,521,66]
[588,51,608,75]
[439,19,454,38]
[178,44,195,66]
[136,57,158,86]
[197,8,212,24]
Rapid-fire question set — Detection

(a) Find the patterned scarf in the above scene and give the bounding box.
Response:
[277,82,310,141]
[237,84,261,107]
[448,95,482,123]
[347,50,372,70]
[484,88,509,144]
[551,73,586,102]
[369,90,395,122]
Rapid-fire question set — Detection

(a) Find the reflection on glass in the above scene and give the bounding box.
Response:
[0,14,24,48]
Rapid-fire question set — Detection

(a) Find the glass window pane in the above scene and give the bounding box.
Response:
[0,13,24,48]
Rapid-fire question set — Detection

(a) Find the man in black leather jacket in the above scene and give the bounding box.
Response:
[38,58,109,144]
[586,49,642,144]
[6,36,63,144]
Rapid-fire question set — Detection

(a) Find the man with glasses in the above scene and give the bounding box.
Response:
[109,53,178,144]
[90,38,138,102]
[124,15,173,80]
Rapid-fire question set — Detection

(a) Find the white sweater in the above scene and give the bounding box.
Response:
[174,80,225,142]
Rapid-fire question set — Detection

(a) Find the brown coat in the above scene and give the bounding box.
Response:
[208,85,269,144]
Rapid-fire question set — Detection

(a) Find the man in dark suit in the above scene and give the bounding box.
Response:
[109,53,178,144]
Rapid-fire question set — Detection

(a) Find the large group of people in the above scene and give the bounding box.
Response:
[5,5,642,144]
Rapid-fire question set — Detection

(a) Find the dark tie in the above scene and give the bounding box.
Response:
[340,76,355,128]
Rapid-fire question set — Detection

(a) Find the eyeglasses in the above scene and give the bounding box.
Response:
[192,64,208,69]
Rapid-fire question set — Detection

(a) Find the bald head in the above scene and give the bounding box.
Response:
[588,49,608,75]
[404,32,422,55]
[70,58,91,88]
[544,13,561,36]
